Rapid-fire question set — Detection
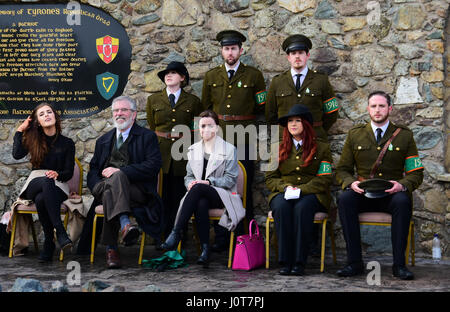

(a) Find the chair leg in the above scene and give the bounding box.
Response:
[138,233,146,265]
[329,222,337,264]
[265,218,270,269]
[8,212,18,258]
[30,215,39,253]
[320,220,327,273]
[59,213,69,262]
[405,220,412,267]
[411,221,415,266]
[228,231,234,268]
[90,214,99,263]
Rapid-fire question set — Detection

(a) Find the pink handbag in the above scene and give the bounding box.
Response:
[232,219,265,271]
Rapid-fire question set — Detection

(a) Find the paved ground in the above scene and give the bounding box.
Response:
[1,238,449,294]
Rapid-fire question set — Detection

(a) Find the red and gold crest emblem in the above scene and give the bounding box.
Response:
[96,35,119,64]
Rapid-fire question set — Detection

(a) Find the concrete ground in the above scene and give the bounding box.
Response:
[1,238,449,293]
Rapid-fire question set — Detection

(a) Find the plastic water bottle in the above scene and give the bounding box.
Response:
[432,234,441,263]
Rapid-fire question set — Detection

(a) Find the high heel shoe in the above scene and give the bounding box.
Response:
[160,229,182,250]
[197,244,210,267]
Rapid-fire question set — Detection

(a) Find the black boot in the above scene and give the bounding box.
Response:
[160,229,182,250]
[197,244,210,267]
[56,231,73,252]
[38,239,55,263]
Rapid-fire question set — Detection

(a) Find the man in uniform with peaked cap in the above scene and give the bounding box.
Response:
[265,34,338,141]
[201,30,266,251]
[336,90,424,280]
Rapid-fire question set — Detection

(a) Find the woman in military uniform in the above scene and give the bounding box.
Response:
[265,105,333,276]
[146,61,203,238]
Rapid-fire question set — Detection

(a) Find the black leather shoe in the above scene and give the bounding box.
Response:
[57,233,73,252]
[160,229,182,250]
[291,265,305,276]
[393,265,414,280]
[121,224,140,246]
[197,244,210,267]
[279,266,292,275]
[38,239,55,263]
[336,263,364,277]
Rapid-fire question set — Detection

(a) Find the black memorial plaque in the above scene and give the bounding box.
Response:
[0,3,132,118]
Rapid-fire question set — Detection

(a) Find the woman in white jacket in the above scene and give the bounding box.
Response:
[160,110,245,266]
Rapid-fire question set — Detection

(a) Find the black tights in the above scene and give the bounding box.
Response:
[22,177,68,240]
[174,183,224,245]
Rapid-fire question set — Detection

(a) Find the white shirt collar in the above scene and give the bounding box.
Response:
[117,126,132,142]
[292,138,303,148]
[370,120,390,138]
[291,66,308,85]
[166,88,182,104]
[225,60,240,76]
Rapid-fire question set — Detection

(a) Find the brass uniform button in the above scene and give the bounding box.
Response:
[377,147,381,150]
[172,119,176,122]
[297,94,301,97]
[296,167,300,170]
[297,177,301,181]
[213,83,217,87]
[228,85,232,89]
[186,109,190,112]
[296,156,300,159]
[227,95,231,98]
[378,173,383,177]
[226,104,231,108]
[358,146,362,150]
[396,147,400,151]
[171,138,175,142]
[172,109,176,112]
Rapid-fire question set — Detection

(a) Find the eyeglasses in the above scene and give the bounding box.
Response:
[112,108,135,113]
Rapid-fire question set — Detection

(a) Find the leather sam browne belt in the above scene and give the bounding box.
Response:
[155,130,183,139]
[218,114,256,121]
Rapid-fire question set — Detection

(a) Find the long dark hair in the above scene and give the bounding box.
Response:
[279,118,317,167]
[22,103,62,167]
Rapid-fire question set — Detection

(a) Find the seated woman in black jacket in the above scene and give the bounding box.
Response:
[13,103,75,262]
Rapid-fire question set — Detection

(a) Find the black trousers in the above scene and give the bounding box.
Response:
[22,177,68,239]
[270,193,325,266]
[162,165,186,239]
[338,190,412,267]
[174,183,224,245]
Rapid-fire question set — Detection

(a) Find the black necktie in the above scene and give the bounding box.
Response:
[376,128,382,144]
[169,93,176,108]
[295,74,302,92]
[228,69,235,80]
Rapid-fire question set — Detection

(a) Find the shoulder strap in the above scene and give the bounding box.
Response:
[369,128,401,179]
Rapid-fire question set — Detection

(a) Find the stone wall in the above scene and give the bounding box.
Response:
[1,0,449,258]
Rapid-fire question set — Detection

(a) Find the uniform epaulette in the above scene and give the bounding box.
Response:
[392,123,412,131]
[350,123,366,130]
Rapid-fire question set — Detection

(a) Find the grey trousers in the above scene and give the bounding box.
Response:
[92,171,146,246]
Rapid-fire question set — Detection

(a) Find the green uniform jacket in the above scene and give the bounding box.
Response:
[201,63,266,144]
[265,69,338,141]
[336,122,424,196]
[265,140,333,211]
[146,88,203,176]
